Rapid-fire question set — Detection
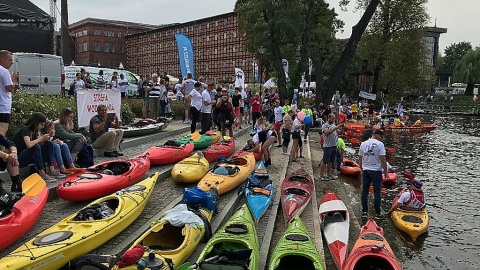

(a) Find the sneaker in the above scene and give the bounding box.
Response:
[104,151,119,158]
[319,176,329,181]
[328,174,338,180]
[283,152,290,156]
[113,150,124,156]
[361,212,368,218]
[374,214,383,220]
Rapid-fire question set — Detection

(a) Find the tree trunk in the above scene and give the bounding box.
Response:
[273,49,288,102]
[321,0,381,106]
[314,56,324,107]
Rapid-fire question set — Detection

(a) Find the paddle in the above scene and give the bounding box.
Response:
[22,173,46,196]
[178,255,220,270]
[427,203,459,214]
[191,131,202,141]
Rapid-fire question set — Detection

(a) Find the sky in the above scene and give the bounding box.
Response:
[30,0,480,55]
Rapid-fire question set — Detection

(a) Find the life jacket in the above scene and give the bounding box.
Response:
[404,189,425,209]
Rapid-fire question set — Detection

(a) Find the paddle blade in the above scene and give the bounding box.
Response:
[22,173,46,196]
[177,262,194,270]
[191,131,201,141]
[401,171,416,180]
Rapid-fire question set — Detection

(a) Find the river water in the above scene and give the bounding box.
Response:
[344,114,480,270]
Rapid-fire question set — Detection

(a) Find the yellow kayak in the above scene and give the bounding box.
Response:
[0,173,159,270]
[198,153,256,195]
[206,130,221,144]
[391,188,429,241]
[172,152,210,183]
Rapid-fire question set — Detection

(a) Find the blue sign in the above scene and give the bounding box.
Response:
[175,34,195,79]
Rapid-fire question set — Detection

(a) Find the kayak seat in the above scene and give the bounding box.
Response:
[285,233,309,242]
[164,140,182,147]
[143,223,184,251]
[104,162,131,175]
[213,166,239,175]
[73,199,119,221]
[289,176,309,183]
[247,175,271,188]
[284,188,308,197]
[361,233,384,241]
[225,224,248,234]
[224,158,247,166]
[401,215,423,223]
[323,211,345,225]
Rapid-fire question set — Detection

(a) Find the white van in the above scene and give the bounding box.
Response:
[9,53,64,95]
[64,65,140,98]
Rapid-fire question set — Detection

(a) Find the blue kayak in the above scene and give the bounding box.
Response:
[245,161,274,223]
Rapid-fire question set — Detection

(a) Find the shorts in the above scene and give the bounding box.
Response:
[292,130,301,140]
[219,112,233,128]
[274,121,283,131]
[0,159,6,171]
[240,107,244,115]
[0,113,11,123]
[322,146,337,164]
[282,129,291,147]
[244,103,250,113]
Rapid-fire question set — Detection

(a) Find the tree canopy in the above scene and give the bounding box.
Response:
[442,41,472,71]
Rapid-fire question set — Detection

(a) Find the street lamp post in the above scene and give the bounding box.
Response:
[258,46,266,94]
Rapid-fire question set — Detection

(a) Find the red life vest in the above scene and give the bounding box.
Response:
[404,189,425,209]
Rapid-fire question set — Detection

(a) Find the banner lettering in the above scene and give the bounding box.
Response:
[76,89,121,127]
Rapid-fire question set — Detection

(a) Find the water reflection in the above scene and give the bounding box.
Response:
[344,115,480,270]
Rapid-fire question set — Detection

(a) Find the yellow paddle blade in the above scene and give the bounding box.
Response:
[22,173,46,196]
[191,131,202,141]
[223,136,231,141]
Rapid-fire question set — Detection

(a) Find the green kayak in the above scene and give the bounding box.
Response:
[194,204,259,270]
[269,215,324,270]
[177,134,213,149]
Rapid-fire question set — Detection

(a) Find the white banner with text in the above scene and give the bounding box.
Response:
[76,89,121,127]
[359,91,377,100]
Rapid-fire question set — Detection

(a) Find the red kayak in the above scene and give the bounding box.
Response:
[382,172,397,185]
[144,142,194,165]
[203,138,235,163]
[232,146,262,161]
[56,155,151,201]
[340,158,361,177]
[281,168,314,224]
[343,219,402,270]
[0,174,48,251]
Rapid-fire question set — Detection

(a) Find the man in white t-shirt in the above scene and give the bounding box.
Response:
[181,73,196,123]
[0,50,17,136]
[187,82,203,134]
[273,100,284,147]
[118,74,129,98]
[358,129,389,220]
[200,83,216,133]
[175,81,183,101]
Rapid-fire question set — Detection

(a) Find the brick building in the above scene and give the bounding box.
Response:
[126,12,257,84]
[69,18,157,68]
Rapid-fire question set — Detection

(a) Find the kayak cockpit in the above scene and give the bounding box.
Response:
[143,223,186,251]
[353,255,397,270]
[201,242,252,270]
[274,255,318,270]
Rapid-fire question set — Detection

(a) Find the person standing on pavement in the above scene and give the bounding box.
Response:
[319,113,343,180]
[181,73,195,123]
[201,83,215,134]
[273,100,284,147]
[216,89,234,137]
[358,129,389,219]
[0,50,18,136]
[186,82,202,134]
[147,74,160,120]
[250,92,262,128]
[118,74,129,98]
[301,103,313,142]
[141,74,153,119]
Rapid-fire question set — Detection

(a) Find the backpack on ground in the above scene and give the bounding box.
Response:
[77,143,95,168]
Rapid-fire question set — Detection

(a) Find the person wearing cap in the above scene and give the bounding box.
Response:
[386,179,426,215]
[319,113,343,180]
[414,117,423,126]
[358,129,389,219]
[216,89,234,137]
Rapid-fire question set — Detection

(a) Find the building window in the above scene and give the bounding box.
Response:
[223,47,227,53]
[94,30,100,35]
[215,34,218,41]
[94,43,100,51]
[233,31,237,38]
[82,30,87,36]
[214,48,218,54]
[215,21,218,27]
[207,22,210,29]
[111,44,114,53]
[206,35,209,42]
[223,61,226,67]
[224,33,227,39]
[232,60,236,67]
[77,44,82,53]
[224,18,227,25]
[104,43,110,52]
[118,32,122,38]
[233,46,236,53]
[83,42,88,52]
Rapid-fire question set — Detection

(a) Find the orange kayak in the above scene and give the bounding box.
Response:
[343,219,402,270]
[340,158,361,177]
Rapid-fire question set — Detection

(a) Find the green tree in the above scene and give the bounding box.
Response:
[442,41,472,71]
[453,48,480,95]
[356,0,430,99]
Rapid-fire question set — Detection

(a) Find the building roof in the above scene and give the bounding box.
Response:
[0,0,51,22]
[70,17,159,30]
[126,12,236,38]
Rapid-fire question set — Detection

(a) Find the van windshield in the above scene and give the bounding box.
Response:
[126,73,138,85]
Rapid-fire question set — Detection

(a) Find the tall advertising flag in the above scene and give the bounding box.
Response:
[175,34,195,79]
[253,62,259,83]
[234,68,245,89]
